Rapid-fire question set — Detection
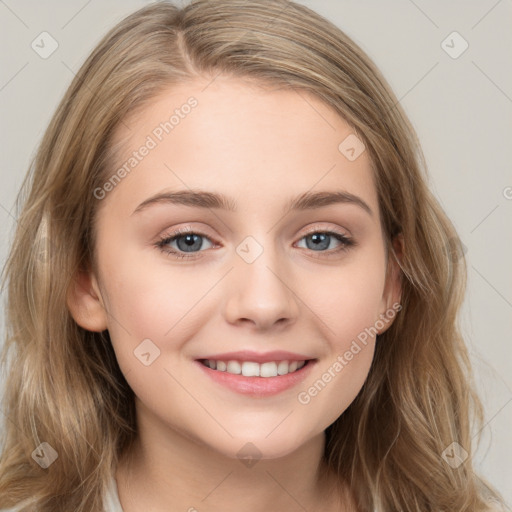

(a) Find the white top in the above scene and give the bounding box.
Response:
[1,477,507,512]
[98,478,508,512]
[104,475,124,511]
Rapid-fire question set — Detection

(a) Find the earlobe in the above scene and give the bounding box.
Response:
[66,268,109,332]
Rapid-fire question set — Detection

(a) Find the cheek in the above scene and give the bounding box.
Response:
[296,343,375,434]
[96,241,210,366]
[300,252,388,346]
[295,270,382,428]
[291,254,386,424]
[100,218,209,314]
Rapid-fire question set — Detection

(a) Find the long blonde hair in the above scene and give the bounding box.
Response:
[0,1,506,510]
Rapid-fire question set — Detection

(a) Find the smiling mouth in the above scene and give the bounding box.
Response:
[197,359,314,378]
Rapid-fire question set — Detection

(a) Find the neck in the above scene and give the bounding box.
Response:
[115,398,352,512]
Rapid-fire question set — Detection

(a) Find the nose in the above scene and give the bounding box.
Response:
[223,242,300,331]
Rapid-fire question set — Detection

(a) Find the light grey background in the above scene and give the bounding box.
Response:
[1,0,511,505]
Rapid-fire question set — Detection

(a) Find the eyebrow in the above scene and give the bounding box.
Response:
[131,189,373,217]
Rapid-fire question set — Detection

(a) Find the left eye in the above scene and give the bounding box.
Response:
[296,231,351,252]
[158,232,214,255]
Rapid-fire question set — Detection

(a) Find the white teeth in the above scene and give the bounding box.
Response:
[260,362,278,378]
[241,361,260,377]
[277,361,289,375]
[203,359,307,378]
[226,360,241,374]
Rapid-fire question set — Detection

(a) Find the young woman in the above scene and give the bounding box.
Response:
[0,1,507,511]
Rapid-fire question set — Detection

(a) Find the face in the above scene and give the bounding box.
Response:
[72,76,401,461]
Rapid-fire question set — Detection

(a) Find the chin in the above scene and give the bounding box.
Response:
[205,430,316,462]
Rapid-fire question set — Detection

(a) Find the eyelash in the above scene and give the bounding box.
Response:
[155,227,356,260]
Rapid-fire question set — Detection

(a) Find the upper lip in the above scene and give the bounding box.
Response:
[196,350,315,364]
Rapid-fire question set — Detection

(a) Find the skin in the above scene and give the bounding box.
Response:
[67,75,402,512]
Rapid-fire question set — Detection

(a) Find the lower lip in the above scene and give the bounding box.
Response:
[195,360,317,397]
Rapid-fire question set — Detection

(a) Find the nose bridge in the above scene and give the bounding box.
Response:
[223,234,299,328]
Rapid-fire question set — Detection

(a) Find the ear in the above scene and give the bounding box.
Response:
[66,266,109,332]
[377,233,404,335]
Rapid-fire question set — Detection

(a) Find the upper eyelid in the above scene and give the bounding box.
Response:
[301,225,350,237]
[162,222,351,239]
[160,226,351,247]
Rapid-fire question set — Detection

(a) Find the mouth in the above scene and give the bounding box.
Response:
[194,352,317,396]
[197,358,313,377]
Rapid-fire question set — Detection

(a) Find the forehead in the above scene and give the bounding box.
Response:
[103,76,378,218]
